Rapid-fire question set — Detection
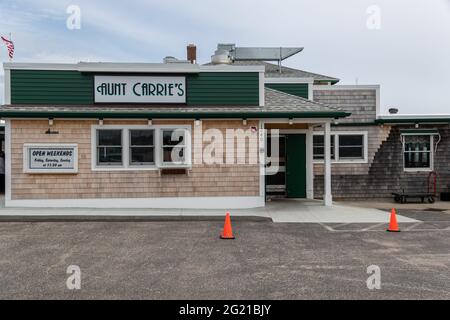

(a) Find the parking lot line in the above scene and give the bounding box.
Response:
[404,222,423,231]
[319,222,450,232]
[360,222,386,231]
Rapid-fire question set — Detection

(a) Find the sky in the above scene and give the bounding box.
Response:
[0,0,449,114]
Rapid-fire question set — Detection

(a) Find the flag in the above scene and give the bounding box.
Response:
[1,36,14,59]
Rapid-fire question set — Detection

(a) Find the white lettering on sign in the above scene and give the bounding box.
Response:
[23,144,78,173]
[94,76,186,103]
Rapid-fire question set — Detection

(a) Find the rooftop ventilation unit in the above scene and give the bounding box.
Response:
[211,44,303,71]
[163,56,191,64]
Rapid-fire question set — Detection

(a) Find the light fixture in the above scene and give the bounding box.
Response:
[148,119,152,126]
[98,118,104,126]
[288,118,293,125]
[242,119,247,125]
[48,118,54,126]
[415,123,419,128]
[195,119,201,126]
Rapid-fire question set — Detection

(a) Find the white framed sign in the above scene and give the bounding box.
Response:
[23,144,78,173]
[94,76,186,103]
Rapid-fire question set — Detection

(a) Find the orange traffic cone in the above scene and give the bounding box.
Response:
[387,208,400,232]
[220,212,235,239]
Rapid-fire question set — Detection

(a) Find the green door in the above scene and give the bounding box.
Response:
[286,134,307,198]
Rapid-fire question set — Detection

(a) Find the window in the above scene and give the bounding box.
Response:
[161,129,187,165]
[130,130,154,165]
[313,131,367,163]
[313,135,335,160]
[403,135,432,170]
[338,135,364,160]
[97,129,122,165]
[92,125,191,170]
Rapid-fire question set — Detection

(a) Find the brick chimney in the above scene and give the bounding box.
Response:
[187,44,197,64]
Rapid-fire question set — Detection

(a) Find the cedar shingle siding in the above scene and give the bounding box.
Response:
[314,125,450,200]
[313,89,377,123]
[10,119,260,200]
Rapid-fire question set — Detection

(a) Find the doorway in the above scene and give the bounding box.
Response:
[266,133,306,199]
[285,134,306,198]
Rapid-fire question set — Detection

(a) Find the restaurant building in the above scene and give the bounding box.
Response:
[1,44,448,209]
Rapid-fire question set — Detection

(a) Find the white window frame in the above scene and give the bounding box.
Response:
[402,134,434,172]
[313,131,368,164]
[129,128,156,166]
[312,134,336,161]
[159,126,191,168]
[91,124,191,171]
[96,128,124,167]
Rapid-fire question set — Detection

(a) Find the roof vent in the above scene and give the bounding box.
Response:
[163,56,178,63]
[211,48,232,65]
[163,56,191,64]
[388,108,399,114]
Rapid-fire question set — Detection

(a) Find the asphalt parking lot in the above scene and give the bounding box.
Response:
[0,210,449,299]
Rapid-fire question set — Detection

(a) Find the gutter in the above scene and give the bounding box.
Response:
[0,110,351,119]
[375,118,450,124]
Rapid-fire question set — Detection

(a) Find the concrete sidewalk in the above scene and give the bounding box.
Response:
[339,199,450,213]
[0,199,418,223]
[266,199,418,223]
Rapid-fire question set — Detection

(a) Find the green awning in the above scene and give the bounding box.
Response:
[0,109,350,119]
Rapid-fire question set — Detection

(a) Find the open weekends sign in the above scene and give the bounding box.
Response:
[23,144,78,173]
[94,76,186,103]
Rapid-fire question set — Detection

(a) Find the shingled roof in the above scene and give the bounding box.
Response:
[205,60,339,84]
[0,88,349,119]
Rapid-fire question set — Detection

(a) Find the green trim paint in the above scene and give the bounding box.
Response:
[0,110,351,119]
[11,70,94,104]
[286,134,307,198]
[265,83,309,99]
[186,72,259,105]
[10,70,260,106]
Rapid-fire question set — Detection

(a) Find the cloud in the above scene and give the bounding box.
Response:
[0,0,449,112]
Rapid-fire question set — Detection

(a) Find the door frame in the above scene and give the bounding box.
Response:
[264,128,314,200]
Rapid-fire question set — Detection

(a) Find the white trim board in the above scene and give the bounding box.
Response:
[312,85,380,90]
[3,63,78,71]
[4,196,265,209]
[4,62,265,73]
[259,120,266,198]
[259,72,265,107]
[377,114,450,120]
[5,119,11,203]
[200,65,265,72]
[265,77,314,84]
[4,68,10,104]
